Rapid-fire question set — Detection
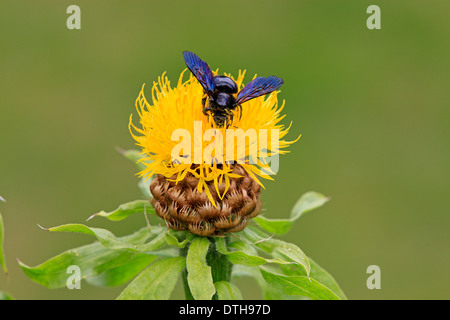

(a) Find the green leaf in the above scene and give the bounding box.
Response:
[254,191,329,235]
[232,265,294,300]
[215,281,243,300]
[280,258,347,300]
[87,200,154,222]
[253,216,291,235]
[234,228,343,300]
[216,238,266,266]
[215,238,291,267]
[240,226,310,275]
[0,291,14,300]
[87,254,158,287]
[165,229,195,248]
[186,237,216,300]
[18,228,160,288]
[271,242,310,275]
[0,212,7,274]
[290,191,329,220]
[42,224,167,252]
[260,267,340,300]
[117,257,186,300]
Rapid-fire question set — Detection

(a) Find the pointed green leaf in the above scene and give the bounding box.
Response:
[231,265,295,300]
[117,257,186,300]
[260,267,340,300]
[253,216,292,235]
[280,258,347,300]
[215,238,266,266]
[165,229,195,248]
[240,226,310,275]
[186,237,215,300]
[18,228,159,288]
[0,212,7,274]
[291,191,330,220]
[86,254,158,287]
[215,238,291,267]
[43,224,167,252]
[271,242,310,275]
[215,281,243,300]
[87,200,154,222]
[254,191,329,235]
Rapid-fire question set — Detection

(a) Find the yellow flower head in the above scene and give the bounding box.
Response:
[129,69,298,206]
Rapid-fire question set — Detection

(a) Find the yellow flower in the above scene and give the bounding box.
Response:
[130,69,298,202]
[129,69,298,235]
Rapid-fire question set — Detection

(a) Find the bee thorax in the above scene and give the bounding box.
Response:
[212,92,235,109]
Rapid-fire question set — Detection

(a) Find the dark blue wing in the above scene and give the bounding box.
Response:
[235,76,283,105]
[183,51,215,94]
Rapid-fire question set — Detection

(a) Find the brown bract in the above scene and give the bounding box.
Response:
[150,164,262,236]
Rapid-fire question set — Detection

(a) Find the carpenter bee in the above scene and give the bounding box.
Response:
[183,51,284,127]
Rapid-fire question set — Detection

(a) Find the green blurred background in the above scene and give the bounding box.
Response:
[0,0,449,300]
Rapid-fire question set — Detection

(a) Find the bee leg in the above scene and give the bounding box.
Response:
[203,107,211,116]
[220,109,233,128]
[228,112,234,127]
[237,105,243,120]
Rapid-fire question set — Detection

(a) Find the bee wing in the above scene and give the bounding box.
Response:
[235,76,283,105]
[183,51,215,94]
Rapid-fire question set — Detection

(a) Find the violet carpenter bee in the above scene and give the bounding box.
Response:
[183,51,284,127]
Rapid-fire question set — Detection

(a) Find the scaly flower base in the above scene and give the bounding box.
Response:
[150,164,262,236]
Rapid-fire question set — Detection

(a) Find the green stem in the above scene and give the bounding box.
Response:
[180,245,194,300]
[181,236,233,300]
[206,237,232,283]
